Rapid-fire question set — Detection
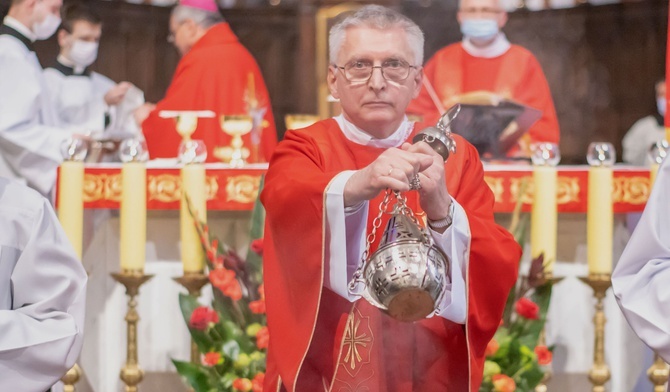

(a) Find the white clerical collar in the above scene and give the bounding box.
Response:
[57,54,87,75]
[3,16,36,42]
[334,114,414,149]
[462,33,511,59]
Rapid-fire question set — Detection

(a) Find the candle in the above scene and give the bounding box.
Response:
[181,164,207,272]
[586,142,615,275]
[120,162,146,271]
[530,166,557,273]
[57,161,84,259]
[529,143,560,274]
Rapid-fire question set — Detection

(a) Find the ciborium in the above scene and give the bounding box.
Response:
[348,105,460,322]
[214,115,253,167]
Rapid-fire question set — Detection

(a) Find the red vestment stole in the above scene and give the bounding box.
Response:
[261,119,520,391]
[407,43,560,155]
[142,23,277,163]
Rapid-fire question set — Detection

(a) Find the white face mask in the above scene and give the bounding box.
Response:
[33,13,61,40]
[68,40,99,67]
[460,18,499,44]
[657,97,666,117]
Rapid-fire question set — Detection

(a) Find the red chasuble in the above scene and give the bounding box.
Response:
[142,23,277,162]
[407,43,560,156]
[261,119,521,391]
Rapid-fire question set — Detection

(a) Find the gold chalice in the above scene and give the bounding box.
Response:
[175,113,198,141]
[214,115,252,167]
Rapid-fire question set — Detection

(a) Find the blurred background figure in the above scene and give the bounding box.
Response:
[406,0,559,158]
[44,3,144,162]
[622,79,665,166]
[138,0,277,163]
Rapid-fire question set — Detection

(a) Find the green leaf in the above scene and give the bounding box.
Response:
[172,359,213,392]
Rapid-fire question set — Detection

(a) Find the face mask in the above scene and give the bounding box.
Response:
[657,97,666,117]
[460,19,499,43]
[68,40,99,67]
[33,13,61,40]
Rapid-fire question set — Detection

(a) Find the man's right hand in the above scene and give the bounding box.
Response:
[133,102,156,126]
[343,147,433,207]
[104,82,133,106]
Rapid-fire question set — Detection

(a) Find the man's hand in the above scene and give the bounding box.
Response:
[401,141,452,221]
[104,82,132,106]
[343,147,433,207]
[133,102,156,126]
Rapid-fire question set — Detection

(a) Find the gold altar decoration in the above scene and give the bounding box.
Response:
[579,274,612,392]
[612,176,651,205]
[148,174,219,203]
[225,175,263,203]
[83,173,122,202]
[173,272,210,363]
[214,115,253,167]
[111,270,154,392]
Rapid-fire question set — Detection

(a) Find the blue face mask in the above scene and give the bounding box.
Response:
[460,19,499,42]
[657,97,666,117]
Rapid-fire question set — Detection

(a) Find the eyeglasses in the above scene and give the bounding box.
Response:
[334,59,419,84]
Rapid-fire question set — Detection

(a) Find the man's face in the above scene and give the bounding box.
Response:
[59,20,102,53]
[33,0,62,23]
[169,16,197,56]
[457,0,507,28]
[327,26,422,138]
[657,82,666,99]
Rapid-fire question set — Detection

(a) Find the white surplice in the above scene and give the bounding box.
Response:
[613,155,670,368]
[43,56,144,140]
[323,115,470,324]
[0,177,87,391]
[0,17,73,196]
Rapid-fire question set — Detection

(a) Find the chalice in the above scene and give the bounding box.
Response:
[214,115,253,167]
[175,113,198,141]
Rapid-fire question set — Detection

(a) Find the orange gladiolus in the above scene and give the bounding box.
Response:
[232,378,253,392]
[256,326,270,350]
[535,345,553,365]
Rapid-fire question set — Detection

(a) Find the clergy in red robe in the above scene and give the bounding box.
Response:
[406,0,559,157]
[261,6,520,391]
[140,1,277,163]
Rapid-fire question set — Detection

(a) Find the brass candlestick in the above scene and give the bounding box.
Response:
[534,273,564,392]
[648,353,669,391]
[111,270,154,392]
[61,363,82,392]
[578,274,612,392]
[173,271,210,363]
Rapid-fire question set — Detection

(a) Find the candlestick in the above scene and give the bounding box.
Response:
[530,143,560,274]
[119,139,148,271]
[586,142,615,275]
[578,274,612,392]
[111,270,154,392]
[173,271,210,362]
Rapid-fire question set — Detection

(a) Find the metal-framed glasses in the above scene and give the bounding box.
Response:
[335,59,419,83]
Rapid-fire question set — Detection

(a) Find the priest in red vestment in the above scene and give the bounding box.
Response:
[406,0,559,157]
[139,0,277,162]
[261,5,520,391]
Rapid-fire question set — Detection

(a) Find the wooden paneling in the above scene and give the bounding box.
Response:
[32,0,668,161]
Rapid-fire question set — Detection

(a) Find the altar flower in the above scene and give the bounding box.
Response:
[534,345,553,365]
[485,338,499,356]
[492,374,516,392]
[250,238,264,256]
[515,297,539,320]
[189,306,219,330]
[174,189,268,391]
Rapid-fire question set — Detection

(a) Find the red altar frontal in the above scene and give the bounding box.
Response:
[56,163,652,213]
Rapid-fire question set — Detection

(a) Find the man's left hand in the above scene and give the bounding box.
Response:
[401,141,452,221]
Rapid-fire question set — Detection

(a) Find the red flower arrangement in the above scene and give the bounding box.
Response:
[173,195,268,391]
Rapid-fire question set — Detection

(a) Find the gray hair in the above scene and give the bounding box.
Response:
[329,5,424,66]
[171,5,223,29]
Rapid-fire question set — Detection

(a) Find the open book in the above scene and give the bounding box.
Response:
[447,92,542,157]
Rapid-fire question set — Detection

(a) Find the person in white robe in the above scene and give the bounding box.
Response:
[622,79,666,166]
[43,3,144,146]
[613,154,670,361]
[0,177,87,390]
[0,0,86,196]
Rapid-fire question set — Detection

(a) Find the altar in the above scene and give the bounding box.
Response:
[60,162,654,392]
